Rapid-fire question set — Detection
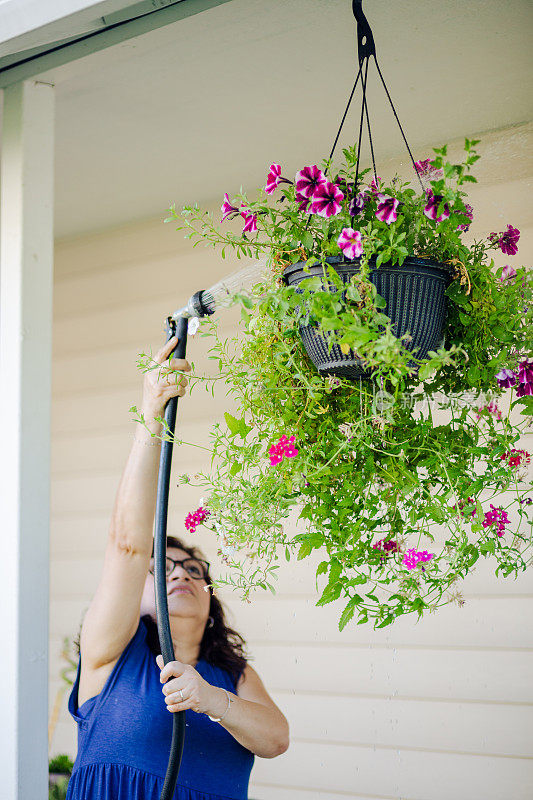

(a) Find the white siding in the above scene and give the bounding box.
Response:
[50,124,533,799]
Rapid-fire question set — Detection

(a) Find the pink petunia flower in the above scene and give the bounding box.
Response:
[265,163,282,194]
[265,163,292,194]
[375,194,399,224]
[489,225,520,256]
[221,193,239,222]
[295,165,327,199]
[240,205,258,233]
[337,228,363,259]
[414,158,444,181]
[499,265,517,282]
[185,505,210,533]
[495,368,517,389]
[369,175,382,195]
[424,189,450,222]
[402,548,434,571]
[310,181,344,217]
[296,190,311,213]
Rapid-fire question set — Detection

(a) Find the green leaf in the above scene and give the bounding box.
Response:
[229,462,242,476]
[339,597,358,631]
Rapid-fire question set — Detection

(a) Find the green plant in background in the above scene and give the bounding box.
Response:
[137,140,532,630]
[49,754,74,800]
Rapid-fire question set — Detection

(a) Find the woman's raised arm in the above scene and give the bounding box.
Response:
[79,336,190,674]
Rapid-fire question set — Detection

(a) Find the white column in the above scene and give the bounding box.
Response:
[0,79,55,800]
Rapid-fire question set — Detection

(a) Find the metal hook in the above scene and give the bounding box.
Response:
[352,0,376,64]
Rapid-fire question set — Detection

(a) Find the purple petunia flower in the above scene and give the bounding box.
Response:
[517,382,533,398]
[337,228,363,260]
[518,358,533,386]
[495,368,517,388]
[221,192,239,222]
[499,264,517,282]
[240,205,258,233]
[349,191,370,216]
[310,181,344,217]
[457,203,474,232]
[295,165,327,199]
[489,224,520,256]
[375,194,399,224]
[424,189,450,222]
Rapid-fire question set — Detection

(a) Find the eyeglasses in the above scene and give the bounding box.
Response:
[149,556,210,580]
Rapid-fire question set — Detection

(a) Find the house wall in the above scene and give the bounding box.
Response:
[49,122,533,799]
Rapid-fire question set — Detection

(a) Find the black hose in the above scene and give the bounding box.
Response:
[154,315,189,800]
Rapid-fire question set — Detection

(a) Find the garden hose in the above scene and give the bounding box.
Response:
[154,315,188,800]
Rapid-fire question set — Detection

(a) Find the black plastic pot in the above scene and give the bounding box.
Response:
[283,254,454,380]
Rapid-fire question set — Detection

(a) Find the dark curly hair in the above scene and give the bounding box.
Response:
[142,536,249,685]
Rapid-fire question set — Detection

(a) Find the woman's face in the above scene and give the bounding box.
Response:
[140,547,211,627]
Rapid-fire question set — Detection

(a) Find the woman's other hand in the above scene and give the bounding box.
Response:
[156,655,227,717]
[142,335,191,417]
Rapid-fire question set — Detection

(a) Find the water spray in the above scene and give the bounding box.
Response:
[154,258,268,800]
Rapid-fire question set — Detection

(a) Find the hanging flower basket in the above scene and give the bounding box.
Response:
[155,0,533,632]
[283,254,455,379]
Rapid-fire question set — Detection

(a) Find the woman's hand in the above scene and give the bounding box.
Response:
[156,655,227,717]
[142,335,191,418]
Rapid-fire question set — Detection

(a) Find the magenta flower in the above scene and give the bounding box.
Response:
[496,368,516,388]
[500,449,531,468]
[265,163,292,194]
[310,181,344,217]
[185,506,210,534]
[402,548,434,571]
[349,191,370,216]
[482,504,509,537]
[375,194,399,224]
[296,191,311,213]
[414,158,444,181]
[240,205,258,234]
[337,228,363,259]
[424,189,450,222]
[369,175,382,195]
[373,538,400,554]
[295,165,327,199]
[518,358,533,386]
[221,193,239,222]
[489,225,520,256]
[475,401,502,421]
[269,434,299,466]
[499,264,517,282]
[265,163,282,194]
[457,203,474,232]
[517,381,533,398]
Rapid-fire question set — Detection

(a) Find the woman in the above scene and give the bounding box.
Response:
[66,335,289,800]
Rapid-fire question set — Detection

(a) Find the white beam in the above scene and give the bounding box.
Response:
[0,79,55,799]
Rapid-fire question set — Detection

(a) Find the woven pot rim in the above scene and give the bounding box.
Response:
[282,252,456,278]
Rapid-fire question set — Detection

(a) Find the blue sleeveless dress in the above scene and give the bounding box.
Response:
[66,618,254,799]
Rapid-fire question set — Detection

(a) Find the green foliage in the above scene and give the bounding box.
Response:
[142,140,533,629]
[49,754,74,774]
